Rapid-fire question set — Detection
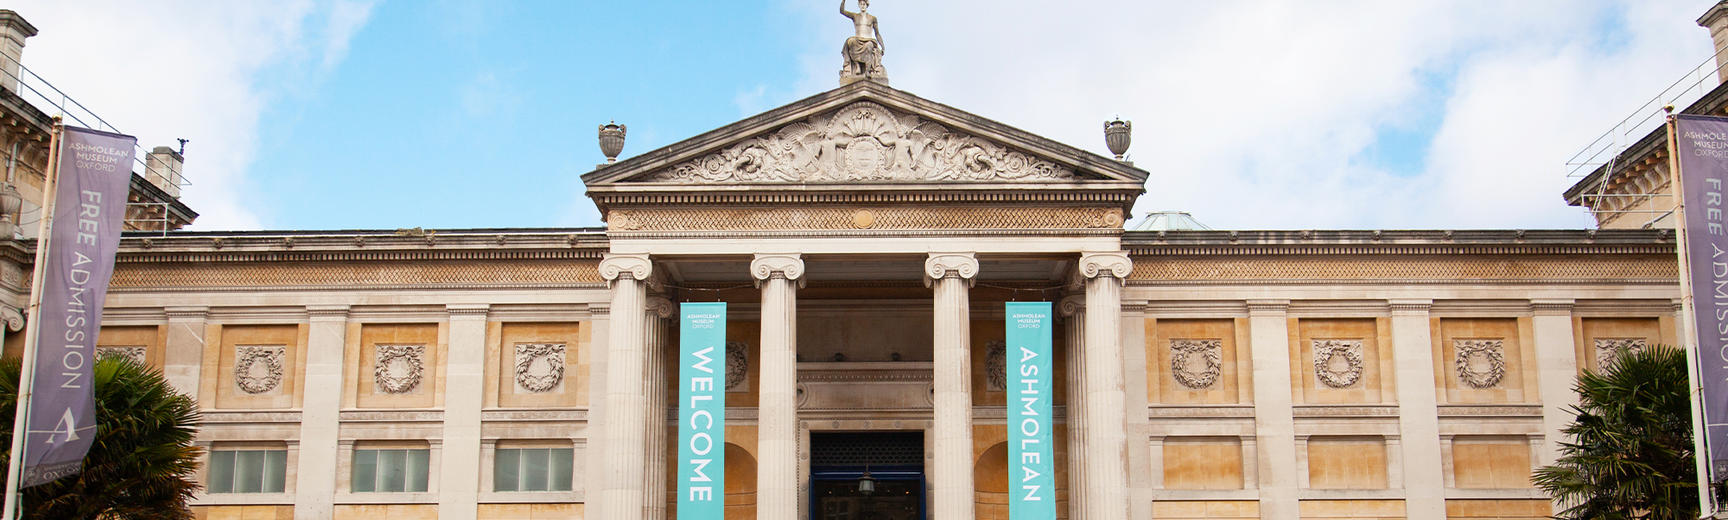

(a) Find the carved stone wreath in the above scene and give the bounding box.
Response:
[1593,338,1647,368]
[985,341,1007,392]
[1312,339,1364,389]
[234,345,285,394]
[725,341,749,392]
[97,345,147,366]
[372,344,424,394]
[1170,339,1222,390]
[641,101,1078,183]
[1454,339,1506,389]
[514,343,566,393]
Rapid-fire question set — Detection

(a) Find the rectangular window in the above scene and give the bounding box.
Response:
[352,448,431,493]
[208,449,287,493]
[493,447,573,492]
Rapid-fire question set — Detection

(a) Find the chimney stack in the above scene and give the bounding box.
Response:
[144,146,183,198]
[1700,2,1728,84]
[0,11,36,95]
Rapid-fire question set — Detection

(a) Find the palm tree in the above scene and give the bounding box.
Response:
[1533,344,1699,519]
[0,356,202,519]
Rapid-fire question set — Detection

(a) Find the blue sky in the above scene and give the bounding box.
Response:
[8,1,1720,230]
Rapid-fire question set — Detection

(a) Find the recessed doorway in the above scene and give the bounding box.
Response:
[809,431,925,520]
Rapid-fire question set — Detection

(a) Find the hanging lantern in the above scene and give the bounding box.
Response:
[857,465,876,496]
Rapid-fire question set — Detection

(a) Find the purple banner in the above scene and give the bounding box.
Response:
[21,126,132,486]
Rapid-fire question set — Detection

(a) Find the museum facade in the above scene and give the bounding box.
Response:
[0,5,1716,520]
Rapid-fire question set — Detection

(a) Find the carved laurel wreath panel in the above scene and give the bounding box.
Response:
[1593,338,1648,369]
[1170,339,1223,390]
[606,206,1122,232]
[234,345,286,394]
[514,343,567,393]
[1312,339,1364,389]
[372,344,425,395]
[985,341,1007,392]
[725,341,749,392]
[97,345,147,366]
[639,101,1078,184]
[1453,339,1507,389]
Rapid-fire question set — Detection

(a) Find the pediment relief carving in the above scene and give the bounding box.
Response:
[636,101,1079,184]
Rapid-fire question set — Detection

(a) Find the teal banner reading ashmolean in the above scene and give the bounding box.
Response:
[678,302,726,519]
[1006,302,1056,519]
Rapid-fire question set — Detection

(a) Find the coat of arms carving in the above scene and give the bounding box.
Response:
[1312,339,1364,389]
[515,343,566,393]
[234,345,286,394]
[372,344,425,394]
[985,341,1007,392]
[1593,337,1646,368]
[1454,339,1506,389]
[725,341,749,393]
[1170,339,1222,390]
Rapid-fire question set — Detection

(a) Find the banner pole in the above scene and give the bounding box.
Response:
[1666,107,1717,518]
[1,119,64,520]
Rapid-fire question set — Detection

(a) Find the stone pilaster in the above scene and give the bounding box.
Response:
[1247,299,1297,519]
[582,301,611,507]
[1058,295,1088,520]
[1531,299,1578,467]
[644,297,674,520]
[1077,252,1131,520]
[925,252,979,520]
[1389,300,1444,520]
[294,305,349,520]
[753,254,804,520]
[439,304,490,520]
[596,254,654,519]
[163,306,208,399]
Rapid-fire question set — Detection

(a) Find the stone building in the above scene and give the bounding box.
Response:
[0,5,1715,520]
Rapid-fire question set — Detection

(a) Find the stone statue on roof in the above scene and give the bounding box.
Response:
[839,0,888,85]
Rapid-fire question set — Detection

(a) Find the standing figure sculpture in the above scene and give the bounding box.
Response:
[839,0,888,84]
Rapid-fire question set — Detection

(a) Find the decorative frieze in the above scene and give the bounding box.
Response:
[606,205,1124,233]
[96,345,147,366]
[1593,338,1647,368]
[1453,339,1506,389]
[1312,339,1364,389]
[725,341,749,392]
[234,345,286,394]
[638,101,1078,184]
[372,344,425,394]
[514,343,567,393]
[1170,339,1222,390]
[985,340,1007,392]
[110,259,603,292]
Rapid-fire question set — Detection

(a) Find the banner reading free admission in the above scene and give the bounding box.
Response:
[678,303,726,519]
[1005,302,1055,519]
[23,126,132,486]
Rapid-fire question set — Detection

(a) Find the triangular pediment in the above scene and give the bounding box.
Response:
[581,81,1148,187]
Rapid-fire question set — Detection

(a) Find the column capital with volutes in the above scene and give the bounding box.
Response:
[1077,252,1132,280]
[645,296,675,319]
[750,254,806,289]
[599,253,657,289]
[924,252,979,288]
[1058,294,1087,318]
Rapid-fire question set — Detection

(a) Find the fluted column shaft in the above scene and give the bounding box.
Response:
[598,255,653,519]
[644,297,673,520]
[1078,253,1131,520]
[926,253,979,520]
[1060,296,1089,520]
[753,254,804,520]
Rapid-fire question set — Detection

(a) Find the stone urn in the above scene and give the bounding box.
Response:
[1104,119,1131,160]
[598,121,626,163]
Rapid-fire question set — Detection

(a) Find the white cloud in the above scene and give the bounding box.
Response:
[8,0,377,230]
[783,0,1712,229]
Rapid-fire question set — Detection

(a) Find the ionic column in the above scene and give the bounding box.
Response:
[1247,299,1298,519]
[1531,299,1578,467]
[644,297,674,520]
[1390,300,1444,520]
[162,306,208,398]
[925,253,979,520]
[294,305,349,520]
[440,304,490,520]
[1078,252,1131,520]
[1059,295,1088,520]
[753,254,805,520]
[597,254,653,519]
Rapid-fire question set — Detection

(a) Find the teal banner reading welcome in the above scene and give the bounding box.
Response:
[1006,302,1056,519]
[678,302,726,519]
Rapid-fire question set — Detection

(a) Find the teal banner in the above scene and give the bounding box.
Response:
[1005,302,1056,519]
[678,302,726,519]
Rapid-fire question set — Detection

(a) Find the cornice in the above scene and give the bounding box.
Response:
[92,229,609,264]
[1123,229,1671,256]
